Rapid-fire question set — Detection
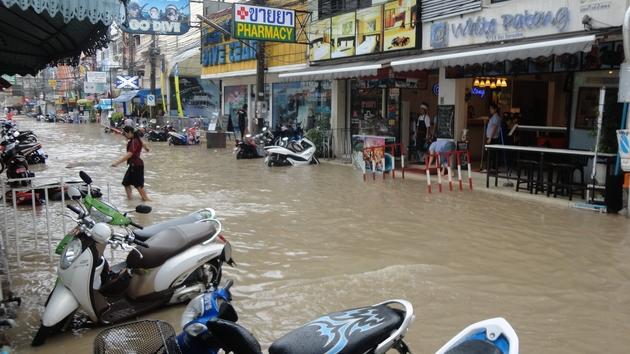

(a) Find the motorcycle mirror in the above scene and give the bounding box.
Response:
[67,186,82,200]
[79,171,92,184]
[135,204,152,214]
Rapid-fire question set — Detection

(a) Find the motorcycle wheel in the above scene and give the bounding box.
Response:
[0,162,4,174]
[236,149,243,159]
[30,154,43,164]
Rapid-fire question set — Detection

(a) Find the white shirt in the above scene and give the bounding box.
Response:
[417,114,432,128]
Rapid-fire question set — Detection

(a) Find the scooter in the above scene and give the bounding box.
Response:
[31,178,234,346]
[146,125,169,142]
[0,141,34,187]
[168,130,189,145]
[94,280,415,354]
[264,137,319,167]
[95,281,519,354]
[53,172,218,254]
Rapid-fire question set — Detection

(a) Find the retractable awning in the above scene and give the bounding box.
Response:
[0,0,124,75]
[112,90,140,103]
[277,62,385,81]
[391,35,596,72]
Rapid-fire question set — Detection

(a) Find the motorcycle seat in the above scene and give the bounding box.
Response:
[133,213,209,241]
[126,223,216,269]
[18,143,39,150]
[268,304,404,354]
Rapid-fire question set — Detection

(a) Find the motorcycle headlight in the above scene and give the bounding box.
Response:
[184,322,207,337]
[60,238,82,269]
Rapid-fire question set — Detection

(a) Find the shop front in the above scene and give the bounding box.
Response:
[391,0,627,165]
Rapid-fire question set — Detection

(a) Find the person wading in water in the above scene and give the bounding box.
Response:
[112,126,151,201]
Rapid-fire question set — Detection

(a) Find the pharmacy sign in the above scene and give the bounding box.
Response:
[232,4,296,43]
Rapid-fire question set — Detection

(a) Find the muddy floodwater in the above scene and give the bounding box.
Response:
[3,117,630,353]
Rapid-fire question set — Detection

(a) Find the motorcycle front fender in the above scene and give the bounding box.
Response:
[41,281,79,327]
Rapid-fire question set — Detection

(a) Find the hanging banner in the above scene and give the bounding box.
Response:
[232,4,296,43]
[174,64,184,117]
[122,0,191,35]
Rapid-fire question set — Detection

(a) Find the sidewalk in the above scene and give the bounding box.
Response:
[321,158,593,210]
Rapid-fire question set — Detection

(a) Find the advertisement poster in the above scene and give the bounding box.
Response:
[122,0,190,35]
[356,5,384,55]
[168,76,220,119]
[331,12,356,58]
[383,0,417,52]
[224,85,247,134]
[233,4,296,43]
[309,19,331,61]
[617,130,630,172]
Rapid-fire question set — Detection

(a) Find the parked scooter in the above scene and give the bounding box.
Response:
[169,128,200,145]
[235,127,275,159]
[31,174,234,346]
[146,125,170,142]
[264,137,319,166]
[94,280,414,354]
[0,141,34,187]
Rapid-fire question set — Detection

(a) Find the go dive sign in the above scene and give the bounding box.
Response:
[233,4,296,43]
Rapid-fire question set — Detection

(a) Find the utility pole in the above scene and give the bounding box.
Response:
[254,0,266,133]
[149,34,159,120]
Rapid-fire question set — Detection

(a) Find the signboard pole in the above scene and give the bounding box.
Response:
[255,0,266,134]
[150,34,159,120]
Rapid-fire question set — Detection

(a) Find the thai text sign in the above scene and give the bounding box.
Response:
[122,0,190,35]
[232,4,296,43]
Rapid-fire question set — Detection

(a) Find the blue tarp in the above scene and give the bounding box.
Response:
[112,90,140,103]
[95,99,112,110]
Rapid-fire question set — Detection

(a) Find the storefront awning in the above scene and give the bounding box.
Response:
[391,35,597,72]
[112,90,140,103]
[0,0,123,76]
[278,62,384,81]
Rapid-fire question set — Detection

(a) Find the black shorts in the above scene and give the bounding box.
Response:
[122,164,144,187]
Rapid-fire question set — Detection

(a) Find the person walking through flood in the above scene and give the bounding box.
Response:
[112,126,151,201]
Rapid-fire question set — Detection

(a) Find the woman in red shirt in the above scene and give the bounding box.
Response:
[112,126,150,201]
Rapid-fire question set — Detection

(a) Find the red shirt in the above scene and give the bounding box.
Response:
[126,137,143,166]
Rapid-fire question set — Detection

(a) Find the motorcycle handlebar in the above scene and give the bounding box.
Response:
[129,221,143,229]
[66,204,82,216]
[133,238,149,248]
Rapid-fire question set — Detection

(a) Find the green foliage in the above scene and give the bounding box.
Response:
[305,128,325,157]
[111,112,123,122]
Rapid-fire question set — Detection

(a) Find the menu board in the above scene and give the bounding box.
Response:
[309,19,331,61]
[331,12,356,58]
[436,105,455,139]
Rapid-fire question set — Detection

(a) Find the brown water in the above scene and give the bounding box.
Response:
[4,117,630,353]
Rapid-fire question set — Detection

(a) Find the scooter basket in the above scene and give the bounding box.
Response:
[93,320,182,354]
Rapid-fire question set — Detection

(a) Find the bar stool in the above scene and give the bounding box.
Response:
[552,163,586,200]
[515,159,538,193]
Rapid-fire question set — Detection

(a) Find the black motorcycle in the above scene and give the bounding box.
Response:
[235,128,274,159]
[146,125,170,142]
[0,142,34,187]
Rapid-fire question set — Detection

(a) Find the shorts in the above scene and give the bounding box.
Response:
[122,165,144,188]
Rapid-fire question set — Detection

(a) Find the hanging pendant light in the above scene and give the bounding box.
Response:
[490,81,497,89]
[479,80,486,88]
[473,78,480,87]
[501,79,508,87]
[485,79,491,87]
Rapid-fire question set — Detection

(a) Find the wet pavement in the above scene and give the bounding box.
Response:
[4,116,630,353]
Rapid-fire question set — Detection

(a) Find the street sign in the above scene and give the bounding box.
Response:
[87,71,107,83]
[115,76,140,89]
[146,94,156,106]
[84,82,106,94]
[233,4,296,43]
[121,0,191,35]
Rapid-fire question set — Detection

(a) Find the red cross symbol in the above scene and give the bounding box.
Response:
[236,7,249,20]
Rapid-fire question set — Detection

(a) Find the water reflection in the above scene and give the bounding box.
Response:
[6,118,630,354]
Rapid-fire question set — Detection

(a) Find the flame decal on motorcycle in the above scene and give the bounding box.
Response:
[306,308,386,354]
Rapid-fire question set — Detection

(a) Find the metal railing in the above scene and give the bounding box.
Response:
[0,175,111,267]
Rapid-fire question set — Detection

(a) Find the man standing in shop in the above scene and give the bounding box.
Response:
[486,103,502,145]
[417,102,433,150]
[237,104,248,140]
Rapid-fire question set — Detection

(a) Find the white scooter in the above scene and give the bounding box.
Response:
[264,137,319,167]
[31,187,234,347]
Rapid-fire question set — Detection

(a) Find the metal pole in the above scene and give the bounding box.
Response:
[254,0,266,133]
[150,34,158,121]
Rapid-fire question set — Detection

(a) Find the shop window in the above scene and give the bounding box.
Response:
[272,81,332,132]
[318,0,372,19]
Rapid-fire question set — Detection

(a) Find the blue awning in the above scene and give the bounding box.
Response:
[112,90,140,103]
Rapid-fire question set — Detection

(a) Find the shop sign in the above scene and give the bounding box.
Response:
[233,4,296,43]
[424,0,626,49]
[471,87,485,98]
[617,130,630,172]
[86,71,107,84]
[121,0,191,35]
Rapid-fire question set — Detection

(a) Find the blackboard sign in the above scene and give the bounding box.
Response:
[436,105,455,139]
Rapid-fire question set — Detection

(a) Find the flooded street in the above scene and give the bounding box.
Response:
[5,117,630,353]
